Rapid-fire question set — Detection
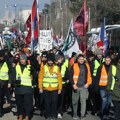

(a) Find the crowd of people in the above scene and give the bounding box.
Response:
[0,38,120,120]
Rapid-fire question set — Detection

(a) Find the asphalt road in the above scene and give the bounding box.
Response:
[0,107,101,120]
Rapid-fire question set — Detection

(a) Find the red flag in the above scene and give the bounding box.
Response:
[74,0,88,36]
[32,0,38,39]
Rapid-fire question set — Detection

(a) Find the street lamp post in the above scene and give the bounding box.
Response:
[14,4,17,20]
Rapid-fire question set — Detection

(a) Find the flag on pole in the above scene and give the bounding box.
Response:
[26,13,41,46]
[74,0,88,36]
[97,17,108,55]
[31,0,39,52]
[62,19,79,57]
[32,0,38,39]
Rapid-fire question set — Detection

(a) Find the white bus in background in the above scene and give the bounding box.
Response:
[87,25,120,52]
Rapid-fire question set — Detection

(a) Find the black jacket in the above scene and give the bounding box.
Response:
[11,62,37,94]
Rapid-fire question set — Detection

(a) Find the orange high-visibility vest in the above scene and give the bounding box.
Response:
[70,57,74,66]
[99,65,108,86]
[73,63,92,85]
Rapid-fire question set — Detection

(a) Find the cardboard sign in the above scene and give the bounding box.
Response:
[39,30,53,51]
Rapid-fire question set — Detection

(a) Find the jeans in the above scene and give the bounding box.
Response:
[100,89,112,115]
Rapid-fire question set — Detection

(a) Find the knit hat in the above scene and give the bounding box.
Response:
[96,49,102,55]
[20,54,27,61]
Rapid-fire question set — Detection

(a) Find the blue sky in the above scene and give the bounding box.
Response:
[0,0,51,18]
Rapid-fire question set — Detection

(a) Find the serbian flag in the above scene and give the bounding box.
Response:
[31,0,38,40]
[97,18,108,54]
[74,0,88,36]
[31,0,39,52]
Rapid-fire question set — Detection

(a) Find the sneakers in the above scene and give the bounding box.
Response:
[91,111,97,116]
[57,113,62,119]
[73,115,79,120]
[80,116,85,120]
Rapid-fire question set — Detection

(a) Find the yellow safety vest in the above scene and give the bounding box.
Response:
[110,65,117,90]
[61,60,68,84]
[43,65,58,88]
[0,62,9,81]
[16,64,32,86]
[93,59,104,76]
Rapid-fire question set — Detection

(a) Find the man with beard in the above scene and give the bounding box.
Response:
[69,54,92,120]
[0,50,12,117]
[38,53,62,120]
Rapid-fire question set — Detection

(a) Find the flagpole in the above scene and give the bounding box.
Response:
[37,0,40,54]
[84,0,87,56]
[31,10,34,54]
[84,26,87,56]
[62,18,73,53]
[31,0,35,54]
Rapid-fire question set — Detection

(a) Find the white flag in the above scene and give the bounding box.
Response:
[62,19,79,57]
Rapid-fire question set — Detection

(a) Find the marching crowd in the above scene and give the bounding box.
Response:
[0,39,120,120]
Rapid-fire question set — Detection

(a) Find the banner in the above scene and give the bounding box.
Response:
[62,19,79,57]
[39,30,53,51]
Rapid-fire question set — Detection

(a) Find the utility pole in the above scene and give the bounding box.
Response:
[45,13,48,29]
